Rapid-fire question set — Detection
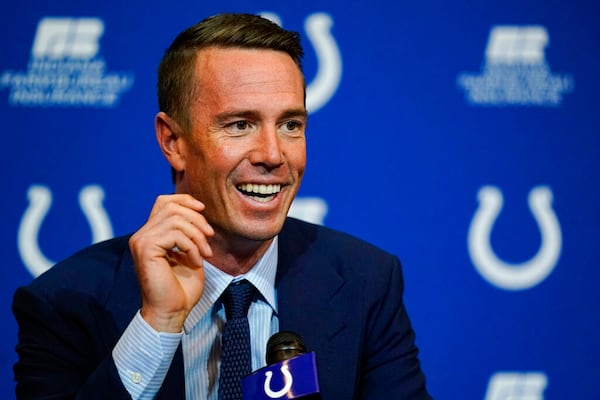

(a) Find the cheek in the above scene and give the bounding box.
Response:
[296,156,307,177]
[219,144,245,163]
[189,137,235,171]
[213,145,249,176]
[288,143,307,174]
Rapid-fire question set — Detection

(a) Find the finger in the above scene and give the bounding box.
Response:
[154,213,213,258]
[150,194,205,217]
[167,234,204,268]
[167,205,215,238]
[147,198,215,239]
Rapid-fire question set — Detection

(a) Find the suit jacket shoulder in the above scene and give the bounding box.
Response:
[277,218,430,399]
[279,217,399,274]
[27,235,134,301]
[13,235,142,399]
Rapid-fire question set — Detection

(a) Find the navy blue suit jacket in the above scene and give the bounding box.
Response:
[13,218,431,399]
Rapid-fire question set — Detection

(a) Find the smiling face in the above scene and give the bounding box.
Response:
[162,47,307,257]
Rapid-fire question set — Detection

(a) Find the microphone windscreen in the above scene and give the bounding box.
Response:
[266,331,307,365]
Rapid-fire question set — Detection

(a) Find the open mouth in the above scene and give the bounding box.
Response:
[237,183,282,203]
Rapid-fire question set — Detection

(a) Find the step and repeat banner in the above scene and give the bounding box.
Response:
[1,1,598,398]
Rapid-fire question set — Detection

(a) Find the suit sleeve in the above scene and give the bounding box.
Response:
[359,256,432,399]
[12,285,133,400]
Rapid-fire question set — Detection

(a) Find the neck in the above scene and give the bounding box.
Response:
[205,234,274,276]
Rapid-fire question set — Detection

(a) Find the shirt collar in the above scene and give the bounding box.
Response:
[183,237,278,333]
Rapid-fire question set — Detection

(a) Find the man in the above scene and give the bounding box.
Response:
[13,13,431,399]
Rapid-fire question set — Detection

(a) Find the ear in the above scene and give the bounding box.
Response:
[155,112,186,173]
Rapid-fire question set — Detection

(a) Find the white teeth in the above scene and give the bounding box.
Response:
[237,183,281,195]
[253,196,272,203]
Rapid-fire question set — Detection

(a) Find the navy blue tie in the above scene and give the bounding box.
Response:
[218,280,256,400]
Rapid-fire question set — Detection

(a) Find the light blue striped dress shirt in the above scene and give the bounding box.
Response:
[113,238,279,399]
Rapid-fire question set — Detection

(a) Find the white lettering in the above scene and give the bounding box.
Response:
[288,197,328,225]
[485,372,548,400]
[31,17,104,59]
[486,26,548,65]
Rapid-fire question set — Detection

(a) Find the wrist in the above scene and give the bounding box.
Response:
[140,307,187,333]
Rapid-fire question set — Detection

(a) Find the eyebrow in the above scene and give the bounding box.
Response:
[279,108,308,120]
[214,108,308,125]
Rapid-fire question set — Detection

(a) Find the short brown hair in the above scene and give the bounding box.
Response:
[157,13,305,129]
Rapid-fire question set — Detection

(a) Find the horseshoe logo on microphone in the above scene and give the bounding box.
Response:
[264,364,294,398]
[260,12,343,113]
[17,184,114,277]
[467,185,562,290]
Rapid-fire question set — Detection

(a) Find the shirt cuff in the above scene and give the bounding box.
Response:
[112,310,183,400]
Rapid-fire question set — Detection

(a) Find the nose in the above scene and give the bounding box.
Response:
[249,127,284,169]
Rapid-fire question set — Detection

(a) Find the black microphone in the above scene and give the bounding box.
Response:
[266,331,307,364]
[242,331,321,399]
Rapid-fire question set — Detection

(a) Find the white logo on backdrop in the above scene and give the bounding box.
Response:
[485,371,548,400]
[468,186,562,290]
[32,17,104,58]
[18,185,113,277]
[0,17,134,107]
[457,25,574,106]
[260,12,342,113]
[288,197,329,225]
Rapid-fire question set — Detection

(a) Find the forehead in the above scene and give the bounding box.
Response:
[192,47,305,102]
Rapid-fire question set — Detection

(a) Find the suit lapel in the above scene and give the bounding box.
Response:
[276,220,364,398]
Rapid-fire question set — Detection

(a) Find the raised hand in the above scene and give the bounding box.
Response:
[129,194,215,333]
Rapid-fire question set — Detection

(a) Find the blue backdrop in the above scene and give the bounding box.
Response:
[2,1,599,398]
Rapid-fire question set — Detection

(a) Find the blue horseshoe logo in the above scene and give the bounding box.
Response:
[260,12,343,113]
[17,184,114,277]
[467,185,562,290]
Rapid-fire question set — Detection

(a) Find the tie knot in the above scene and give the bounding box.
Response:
[222,280,256,320]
